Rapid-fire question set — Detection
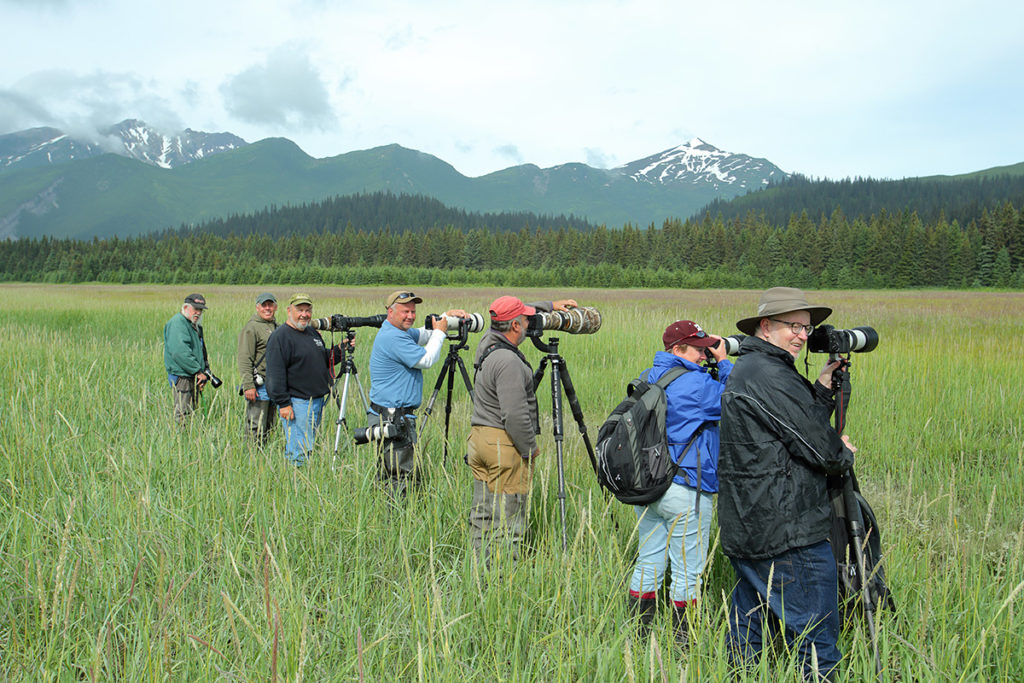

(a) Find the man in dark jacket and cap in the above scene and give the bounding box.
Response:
[719,287,857,681]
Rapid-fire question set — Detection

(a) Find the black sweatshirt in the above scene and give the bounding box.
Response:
[265,324,341,407]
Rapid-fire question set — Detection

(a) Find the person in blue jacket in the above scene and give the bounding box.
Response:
[627,319,731,645]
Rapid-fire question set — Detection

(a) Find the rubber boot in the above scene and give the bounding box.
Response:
[671,601,694,649]
[627,593,657,639]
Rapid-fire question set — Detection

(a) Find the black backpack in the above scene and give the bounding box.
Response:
[596,367,700,505]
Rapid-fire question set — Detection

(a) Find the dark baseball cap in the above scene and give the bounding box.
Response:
[184,293,207,309]
[663,320,714,350]
[256,292,277,304]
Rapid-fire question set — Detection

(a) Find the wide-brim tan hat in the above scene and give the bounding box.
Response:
[736,287,832,335]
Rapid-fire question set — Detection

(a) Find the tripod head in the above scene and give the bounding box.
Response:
[529,335,559,355]
[331,329,360,380]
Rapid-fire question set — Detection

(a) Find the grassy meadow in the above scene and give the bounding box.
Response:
[1,284,1022,681]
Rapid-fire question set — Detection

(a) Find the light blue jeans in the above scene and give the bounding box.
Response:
[629,483,714,604]
[282,396,325,466]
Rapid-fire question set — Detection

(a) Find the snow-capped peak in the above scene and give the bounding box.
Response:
[616,138,786,189]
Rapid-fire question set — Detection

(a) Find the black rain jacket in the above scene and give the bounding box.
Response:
[718,335,855,560]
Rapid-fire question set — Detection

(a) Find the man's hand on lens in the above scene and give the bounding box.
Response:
[432,315,448,333]
[552,299,577,311]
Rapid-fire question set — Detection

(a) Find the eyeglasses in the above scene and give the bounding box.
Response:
[770,318,814,335]
[396,292,416,299]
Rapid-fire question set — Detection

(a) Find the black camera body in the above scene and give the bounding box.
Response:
[807,325,879,355]
[204,366,223,389]
[311,313,386,332]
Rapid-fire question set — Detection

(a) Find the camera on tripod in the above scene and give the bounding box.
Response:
[525,306,602,337]
[311,313,386,332]
[425,312,485,335]
[353,421,403,445]
[808,325,879,355]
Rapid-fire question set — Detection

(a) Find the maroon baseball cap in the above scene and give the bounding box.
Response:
[663,320,714,350]
[489,295,536,322]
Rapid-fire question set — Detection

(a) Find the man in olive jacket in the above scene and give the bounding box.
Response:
[163,293,210,424]
[237,292,279,445]
[467,294,575,563]
[719,287,857,682]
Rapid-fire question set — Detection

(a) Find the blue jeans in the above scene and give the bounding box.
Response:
[728,540,842,681]
[282,396,325,466]
[629,483,714,604]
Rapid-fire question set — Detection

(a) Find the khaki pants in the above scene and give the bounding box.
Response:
[466,426,533,561]
[244,399,276,445]
[173,375,200,424]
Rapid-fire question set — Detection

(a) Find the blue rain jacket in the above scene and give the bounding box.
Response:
[644,351,733,493]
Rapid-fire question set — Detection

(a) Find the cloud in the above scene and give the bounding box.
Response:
[219,46,337,130]
[0,89,55,131]
[1,69,181,138]
[585,147,614,169]
[493,144,523,165]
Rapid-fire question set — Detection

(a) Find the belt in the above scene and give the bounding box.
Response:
[371,402,416,418]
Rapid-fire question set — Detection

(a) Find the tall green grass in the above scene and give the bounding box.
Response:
[1,285,1021,680]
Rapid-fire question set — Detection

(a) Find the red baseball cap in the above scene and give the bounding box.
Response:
[489,295,536,322]
[663,320,714,350]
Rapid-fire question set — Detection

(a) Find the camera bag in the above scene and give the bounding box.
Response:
[595,367,697,505]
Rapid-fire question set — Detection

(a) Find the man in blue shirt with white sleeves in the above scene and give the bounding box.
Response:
[369,290,466,496]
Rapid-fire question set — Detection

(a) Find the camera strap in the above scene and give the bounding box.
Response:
[473,337,530,384]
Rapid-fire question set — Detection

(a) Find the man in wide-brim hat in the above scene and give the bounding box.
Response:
[718,287,858,681]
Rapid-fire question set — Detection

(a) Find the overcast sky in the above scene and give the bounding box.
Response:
[2,0,1022,180]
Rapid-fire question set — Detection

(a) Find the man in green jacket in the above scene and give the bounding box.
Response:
[237,292,278,445]
[164,293,210,424]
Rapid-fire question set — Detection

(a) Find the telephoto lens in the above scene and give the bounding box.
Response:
[807,325,879,355]
[526,306,602,337]
[353,422,402,445]
[310,314,386,332]
[427,313,485,334]
[720,334,746,356]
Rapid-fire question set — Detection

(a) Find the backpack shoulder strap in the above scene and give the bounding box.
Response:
[654,366,689,389]
[627,365,689,397]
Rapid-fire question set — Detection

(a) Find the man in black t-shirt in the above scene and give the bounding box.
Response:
[265,293,341,466]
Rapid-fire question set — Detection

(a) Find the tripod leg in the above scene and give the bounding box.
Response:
[556,357,598,474]
[455,354,474,401]
[549,357,568,551]
[333,373,352,464]
[417,354,451,441]
[442,358,456,463]
[842,474,882,675]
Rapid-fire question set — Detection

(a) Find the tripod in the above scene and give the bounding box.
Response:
[530,335,598,550]
[825,355,893,677]
[418,326,475,462]
[331,330,371,460]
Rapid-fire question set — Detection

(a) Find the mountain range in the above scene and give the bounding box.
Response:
[0,120,786,239]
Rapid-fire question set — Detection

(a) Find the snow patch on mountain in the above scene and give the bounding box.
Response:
[616,138,786,189]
